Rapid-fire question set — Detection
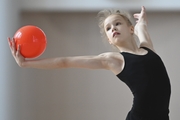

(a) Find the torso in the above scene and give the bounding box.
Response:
[115,47,171,119]
[108,47,150,75]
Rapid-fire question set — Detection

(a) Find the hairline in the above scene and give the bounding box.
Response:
[104,14,129,28]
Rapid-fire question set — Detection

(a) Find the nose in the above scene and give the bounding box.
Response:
[112,26,117,32]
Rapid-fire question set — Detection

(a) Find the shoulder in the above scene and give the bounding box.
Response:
[98,52,124,62]
[98,52,124,75]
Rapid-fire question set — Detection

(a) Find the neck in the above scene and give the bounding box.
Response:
[116,37,139,53]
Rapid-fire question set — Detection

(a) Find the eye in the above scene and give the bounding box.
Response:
[106,27,111,31]
[116,22,121,26]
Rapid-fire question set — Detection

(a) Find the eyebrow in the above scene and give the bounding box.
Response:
[104,19,122,27]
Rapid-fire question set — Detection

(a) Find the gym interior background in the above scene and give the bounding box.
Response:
[1,0,180,120]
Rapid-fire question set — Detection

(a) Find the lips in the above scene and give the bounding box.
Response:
[113,32,120,37]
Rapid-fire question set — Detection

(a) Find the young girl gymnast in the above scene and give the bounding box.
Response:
[8,6,171,120]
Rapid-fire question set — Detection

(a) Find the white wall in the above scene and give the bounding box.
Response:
[2,0,180,120]
[0,0,20,120]
[20,0,180,11]
[14,11,180,120]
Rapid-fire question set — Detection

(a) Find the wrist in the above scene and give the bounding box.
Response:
[20,61,27,68]
[137,22,147,26]
[135,23,147,31]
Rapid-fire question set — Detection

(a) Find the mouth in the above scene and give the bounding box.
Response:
[113,32,120,37]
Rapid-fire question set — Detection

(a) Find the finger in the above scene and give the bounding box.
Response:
[11,38,15,49]
[141,6,146,13]
[142,6,145,11]
[16,45,21,56]
[133,14,139,19]
[133,14,138,17]
[7,38,15,56]
[11,38,17,56]
[7,37,12,47]
[17,44,20,51]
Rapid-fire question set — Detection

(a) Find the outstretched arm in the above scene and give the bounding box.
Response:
[8,37,111,70]
[133,6,155,51]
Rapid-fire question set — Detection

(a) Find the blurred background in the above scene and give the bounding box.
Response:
[1,0,180,120]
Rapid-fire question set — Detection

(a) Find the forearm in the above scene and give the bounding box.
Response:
[136,24,150,40]
[136,24,153,46]
[19,54,108,70]
[21,57,66,69]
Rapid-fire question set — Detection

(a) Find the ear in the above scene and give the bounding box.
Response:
[129,26,134,34]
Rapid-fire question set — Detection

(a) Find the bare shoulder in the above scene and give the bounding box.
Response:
[98,52,124,75]
[98,52,124,62]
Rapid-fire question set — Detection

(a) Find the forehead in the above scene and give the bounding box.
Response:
[104,14,125,26]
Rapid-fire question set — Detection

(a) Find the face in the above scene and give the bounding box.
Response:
[104,14,134,46]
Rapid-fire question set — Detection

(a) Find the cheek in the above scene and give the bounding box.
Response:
[106,31,112,38]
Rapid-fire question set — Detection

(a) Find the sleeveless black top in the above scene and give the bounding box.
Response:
[116,47,171,120]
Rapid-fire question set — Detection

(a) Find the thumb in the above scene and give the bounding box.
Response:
[133,14,139,18]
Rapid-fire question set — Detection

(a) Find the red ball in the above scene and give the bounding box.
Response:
[14,25,47,58]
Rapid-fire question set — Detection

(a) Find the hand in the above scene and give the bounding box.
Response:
[134,6,147,25]
[133,6,148,35]
[8,37,25,67]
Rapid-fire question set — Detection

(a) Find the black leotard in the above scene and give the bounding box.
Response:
[116,47,171,120]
